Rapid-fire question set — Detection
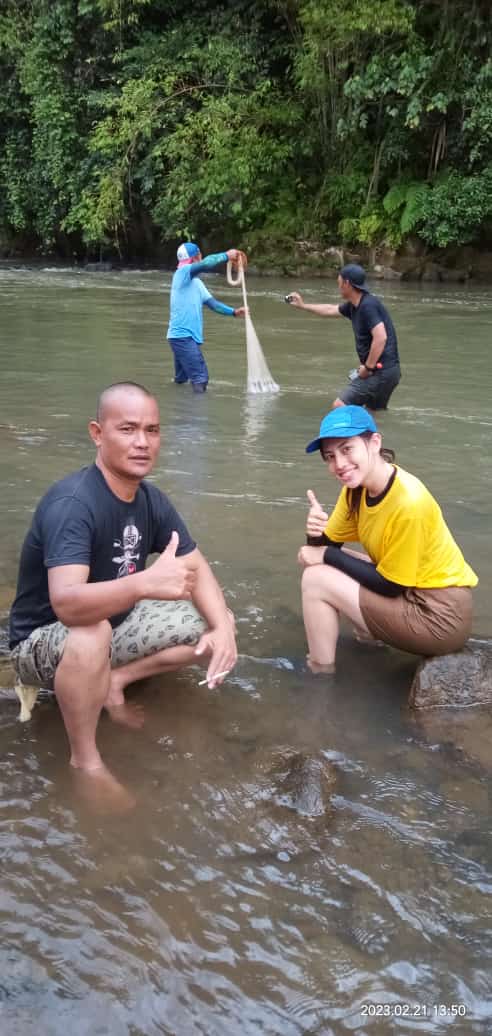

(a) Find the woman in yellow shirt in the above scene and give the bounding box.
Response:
[299,406,478,673]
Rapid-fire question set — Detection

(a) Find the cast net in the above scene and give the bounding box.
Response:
[227,256,279,394]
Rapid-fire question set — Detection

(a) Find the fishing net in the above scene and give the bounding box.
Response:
[227,257,279,394]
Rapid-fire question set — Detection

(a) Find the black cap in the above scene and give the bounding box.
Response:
[339,263,368,292]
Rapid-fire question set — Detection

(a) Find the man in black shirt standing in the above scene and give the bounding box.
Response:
[9,382,237,797]
[288,264,401,410]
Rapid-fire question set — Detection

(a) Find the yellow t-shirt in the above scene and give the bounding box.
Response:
[324,465,478,589]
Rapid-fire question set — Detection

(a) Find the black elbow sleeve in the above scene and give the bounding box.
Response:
[306,534,343,548]
[323,546,404,597]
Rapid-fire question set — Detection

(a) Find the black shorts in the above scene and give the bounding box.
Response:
[339,365,401,410]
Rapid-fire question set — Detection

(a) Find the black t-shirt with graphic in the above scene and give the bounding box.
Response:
[9,464,196,648]
[338,293,400,368]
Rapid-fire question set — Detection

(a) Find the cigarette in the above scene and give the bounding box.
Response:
[198,669,230,686]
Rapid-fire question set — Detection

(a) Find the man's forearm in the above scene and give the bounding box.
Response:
[50,571,147,627]
[302,303,340,317]
[191,551,230,628]
[364,329,386,369]
[204,297,235,317]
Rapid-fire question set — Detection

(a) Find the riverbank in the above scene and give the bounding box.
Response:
[245,239,492,285]
[3,240,492,284]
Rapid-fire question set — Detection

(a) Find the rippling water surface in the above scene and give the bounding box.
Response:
[0,265,491,1034]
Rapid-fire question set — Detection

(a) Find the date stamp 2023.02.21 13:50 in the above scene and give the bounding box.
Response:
[360,1003,467,1020]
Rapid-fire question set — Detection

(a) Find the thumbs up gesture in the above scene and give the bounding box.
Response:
[306,489,328,538]
[143,532,197,600]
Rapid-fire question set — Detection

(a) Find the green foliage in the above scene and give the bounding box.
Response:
[383,181,430,243]
[339,206,389,248]
[152,88,301,239]
[461,59,492,166]
[0,1,492,256]
[382,167,492,250]
[414,168,492,247]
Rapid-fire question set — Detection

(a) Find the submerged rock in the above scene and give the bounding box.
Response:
[409,639,492,710]
[268,749,337,818]
[409,708,492,773]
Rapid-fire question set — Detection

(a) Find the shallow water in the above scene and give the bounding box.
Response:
[0,264,491,1034]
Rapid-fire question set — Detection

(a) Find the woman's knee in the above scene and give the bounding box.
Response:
[302,564,363,620]
[302,564,335,596]
[301,566,320,596]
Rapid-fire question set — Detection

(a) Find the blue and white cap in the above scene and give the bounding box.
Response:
[177,242,200,261]
[305,405,378,453]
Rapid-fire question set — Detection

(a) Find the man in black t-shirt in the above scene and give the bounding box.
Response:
[9,382,237,793]
[288,264,401,410]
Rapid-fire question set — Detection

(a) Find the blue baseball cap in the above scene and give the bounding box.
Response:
[177,241,200,261]
[306,406,378,453]
[339,263,369,292]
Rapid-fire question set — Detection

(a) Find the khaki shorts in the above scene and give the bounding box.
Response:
[359,585,473,656]
[10,599,207,690]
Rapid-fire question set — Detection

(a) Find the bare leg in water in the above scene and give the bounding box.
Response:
[54,621,136,812]
[301,565,371,673]
[54,614,233,810]
[54,627,216,812]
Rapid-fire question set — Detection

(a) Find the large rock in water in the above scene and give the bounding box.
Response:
[409,639,492,709]
[268,749,337,817]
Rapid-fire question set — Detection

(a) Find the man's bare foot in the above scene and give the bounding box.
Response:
[71,762,136,814]
[102,669,144,728]
[105,670,127,706]
[105,700,145,730]
[306,655,336,675]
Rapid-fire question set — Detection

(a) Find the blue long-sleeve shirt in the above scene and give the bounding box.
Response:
[167,252,235,343]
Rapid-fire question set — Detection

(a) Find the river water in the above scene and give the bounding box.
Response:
[0,264,491,1034]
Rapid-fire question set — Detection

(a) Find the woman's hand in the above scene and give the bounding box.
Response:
[306,489,329,538]
[297,545,326,567]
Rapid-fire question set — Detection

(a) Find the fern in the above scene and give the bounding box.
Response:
[383,183,410,214]
[401,184,430,233]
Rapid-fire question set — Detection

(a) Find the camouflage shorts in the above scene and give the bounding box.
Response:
[10,599,207,690]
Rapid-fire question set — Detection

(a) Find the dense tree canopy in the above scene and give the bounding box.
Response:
[1,0,491,259]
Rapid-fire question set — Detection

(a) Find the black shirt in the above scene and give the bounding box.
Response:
[339,292,400,368]
[9,464,196,647]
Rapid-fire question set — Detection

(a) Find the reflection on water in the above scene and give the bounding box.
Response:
[0,266,491,1033]
[243,393,281,447]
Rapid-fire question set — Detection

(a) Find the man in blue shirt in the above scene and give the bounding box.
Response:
[167,242,246,392]
[288,264,401,410]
